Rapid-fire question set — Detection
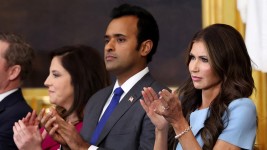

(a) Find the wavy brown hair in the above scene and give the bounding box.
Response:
[169,24,255,149]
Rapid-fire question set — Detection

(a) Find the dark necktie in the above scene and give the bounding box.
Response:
[90,87,124,145]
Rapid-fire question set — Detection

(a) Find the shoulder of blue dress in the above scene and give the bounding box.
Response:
[228,97,256,109]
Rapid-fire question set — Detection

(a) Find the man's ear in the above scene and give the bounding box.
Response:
[140,40,153,56]
[8,65,21,80]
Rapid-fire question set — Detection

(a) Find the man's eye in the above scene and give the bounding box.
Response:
[117,38,126,43]
[104,38,110,44]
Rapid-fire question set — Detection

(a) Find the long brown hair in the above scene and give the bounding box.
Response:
[171,24,255,149]
[50,45,110,121]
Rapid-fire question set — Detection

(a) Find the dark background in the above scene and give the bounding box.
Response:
[0,0,202,87]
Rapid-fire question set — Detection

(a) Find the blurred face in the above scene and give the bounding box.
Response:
[189,41,221,90]
[44,56,74,110]
[0,40,10,92]
[104,16,143,77]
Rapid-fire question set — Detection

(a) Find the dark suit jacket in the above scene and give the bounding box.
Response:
[0,89,32,150]
[81,73,167,150]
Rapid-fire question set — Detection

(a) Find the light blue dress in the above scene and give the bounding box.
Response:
[176,98,257,150]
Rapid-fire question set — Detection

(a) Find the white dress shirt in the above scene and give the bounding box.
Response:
[89,67,149,150]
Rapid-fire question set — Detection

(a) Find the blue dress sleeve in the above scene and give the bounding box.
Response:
[218,98,257,150]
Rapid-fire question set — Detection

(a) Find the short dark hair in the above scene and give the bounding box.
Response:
[51,45,110,120]
[0,32,34,81]
[111,4,159,63]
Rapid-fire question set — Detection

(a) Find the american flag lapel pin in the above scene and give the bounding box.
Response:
[128,96,134,102]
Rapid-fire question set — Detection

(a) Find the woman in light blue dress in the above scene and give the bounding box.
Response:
[140,24,257,150]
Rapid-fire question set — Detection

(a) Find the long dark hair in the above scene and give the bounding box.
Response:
[51,45,110,121]
[170,24,254,149]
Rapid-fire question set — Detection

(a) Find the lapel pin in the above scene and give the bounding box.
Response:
[128,96,134,102]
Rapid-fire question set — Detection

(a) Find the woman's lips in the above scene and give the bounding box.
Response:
[191,76,202,81]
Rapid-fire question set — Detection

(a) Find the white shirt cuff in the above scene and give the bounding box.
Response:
[89,145,98,150]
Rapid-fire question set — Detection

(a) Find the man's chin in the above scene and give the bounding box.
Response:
[106,65,116,72]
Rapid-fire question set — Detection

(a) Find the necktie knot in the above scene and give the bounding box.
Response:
[114,87,124,96]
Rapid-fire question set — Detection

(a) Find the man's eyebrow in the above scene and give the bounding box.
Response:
[104,34,125,38]
[113,33,125,37]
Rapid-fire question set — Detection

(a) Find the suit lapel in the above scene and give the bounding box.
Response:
[96,73,154,145]
[86,86,113,139]
[0,89,23,114]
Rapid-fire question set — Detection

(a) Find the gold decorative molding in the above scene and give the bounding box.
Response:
[202,0,245,36]
[22,88,50,113]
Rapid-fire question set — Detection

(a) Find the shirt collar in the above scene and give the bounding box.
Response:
[113,67,149,94]
[0,88,18,102]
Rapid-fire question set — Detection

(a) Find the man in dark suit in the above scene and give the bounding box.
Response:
[0,33,34,150]
[42,4,167,150]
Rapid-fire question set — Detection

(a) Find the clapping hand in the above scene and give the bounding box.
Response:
[140,87,169,131]
[41,108,89,149]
